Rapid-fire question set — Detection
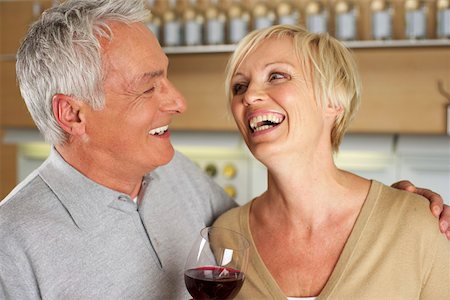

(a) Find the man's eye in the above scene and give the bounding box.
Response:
[232,83,248,95]
[143,86,155,94]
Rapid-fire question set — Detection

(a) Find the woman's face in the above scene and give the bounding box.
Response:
[230,36,336,164]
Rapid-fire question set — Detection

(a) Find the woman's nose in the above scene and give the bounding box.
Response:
[242,84,265,106]
[160,80,187,114]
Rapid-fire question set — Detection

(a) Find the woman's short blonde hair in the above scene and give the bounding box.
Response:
[225,24,361,152]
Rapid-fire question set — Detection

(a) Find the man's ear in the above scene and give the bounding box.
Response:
[52,94,86,136]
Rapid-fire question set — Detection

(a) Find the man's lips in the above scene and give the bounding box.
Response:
[148,125,169,136]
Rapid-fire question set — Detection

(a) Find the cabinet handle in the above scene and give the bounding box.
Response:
[0,54,16,62]
[437,79,450,103]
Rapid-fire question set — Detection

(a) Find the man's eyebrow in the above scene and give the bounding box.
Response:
[131,70,164,86]
[140,70,164,81]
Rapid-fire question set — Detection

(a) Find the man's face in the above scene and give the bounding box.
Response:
[82,22,186,175]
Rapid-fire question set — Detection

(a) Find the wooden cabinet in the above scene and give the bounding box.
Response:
[0,129,17,199]
[169,53,237,131]
[0,1,53,129]
[350,46,449,133]
[2,45,449,133]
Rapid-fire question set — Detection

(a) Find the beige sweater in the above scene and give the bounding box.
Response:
[213,181,450,300]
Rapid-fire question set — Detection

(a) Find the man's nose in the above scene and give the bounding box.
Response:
[160,80,187,114]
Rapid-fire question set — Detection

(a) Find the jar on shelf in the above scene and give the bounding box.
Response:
[275,0,300,25]
[370,0,393,40]
[437,0,450,38]
[204,0,227,44]
[305,0,328,34]
[181,0,204,46]
[145,0,162,41]
[334,0,358,41]
[251,0,276,30]
[162,0,182,46]
[404,0,428,39]
[227,0,250,44]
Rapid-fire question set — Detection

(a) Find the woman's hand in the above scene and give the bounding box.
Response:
[392,180,450,240]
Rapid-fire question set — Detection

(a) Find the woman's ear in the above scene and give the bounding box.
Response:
[325,102,344,118]
[52,94,86,136]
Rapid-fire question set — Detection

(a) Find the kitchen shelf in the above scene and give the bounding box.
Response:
[2,40,448,60]
[163,39,450,54]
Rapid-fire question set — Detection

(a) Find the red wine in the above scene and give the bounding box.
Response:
[184,266,245,300]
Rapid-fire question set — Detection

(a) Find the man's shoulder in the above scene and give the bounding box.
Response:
[144,151,235,221]
[152,151,214,189]
[0,171,55,229]
[1,170,42,206]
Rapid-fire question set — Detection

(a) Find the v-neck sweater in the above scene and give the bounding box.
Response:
[213,180,450,300]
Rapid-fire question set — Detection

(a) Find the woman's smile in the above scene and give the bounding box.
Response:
[248,111,286,134]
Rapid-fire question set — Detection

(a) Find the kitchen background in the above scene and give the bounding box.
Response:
[1,0,449,204]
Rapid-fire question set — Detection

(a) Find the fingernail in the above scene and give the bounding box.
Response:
[440,221,448,233]
[433,206,441,216]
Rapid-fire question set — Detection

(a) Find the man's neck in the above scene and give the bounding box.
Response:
[55,144,144,198]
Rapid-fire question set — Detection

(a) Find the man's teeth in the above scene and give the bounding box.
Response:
[149,125,169,136]
[249,114,284,132]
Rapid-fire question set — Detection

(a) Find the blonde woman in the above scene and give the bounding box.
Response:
[214,25,449,299]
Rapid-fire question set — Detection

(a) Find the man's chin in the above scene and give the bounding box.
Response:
[154,146,176,167]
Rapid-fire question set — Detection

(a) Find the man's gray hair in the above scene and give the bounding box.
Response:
[16,0,150,145]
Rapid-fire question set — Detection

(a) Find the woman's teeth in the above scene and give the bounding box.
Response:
[149,125,169,136]
[249,114,284,133]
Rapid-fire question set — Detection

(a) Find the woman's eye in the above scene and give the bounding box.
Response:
[269,72,288,81]
[232,83,248,95]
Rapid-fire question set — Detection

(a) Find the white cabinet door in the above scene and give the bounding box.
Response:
[397,136,450,204]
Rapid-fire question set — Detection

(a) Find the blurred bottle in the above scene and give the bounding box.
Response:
[204,0,227,44]
[252,0,276,30]
[145,0,163,42]
[227,0,250,44]
[437,0,450,38]
[32,0,42,19]
[404,0,427,39]
[162,0,182,46]
[275,0,300,25]
[305,0,328,33]
[334,0,358,40]
[180,0,204,45]
[370,0,393,40]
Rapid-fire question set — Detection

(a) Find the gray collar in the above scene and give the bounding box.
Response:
[38,148,152,230]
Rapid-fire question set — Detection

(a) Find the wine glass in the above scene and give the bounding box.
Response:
[184,226,250,300]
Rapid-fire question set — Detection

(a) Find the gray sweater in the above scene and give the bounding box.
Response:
[0,149,236,299]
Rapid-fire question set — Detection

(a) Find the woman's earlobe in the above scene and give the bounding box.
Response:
[52,94,86,136]
[325,102,344,117]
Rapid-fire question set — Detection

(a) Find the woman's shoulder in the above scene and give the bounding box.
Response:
[371,181,441,232]
[213,201,251,230]
[375,181,431,210]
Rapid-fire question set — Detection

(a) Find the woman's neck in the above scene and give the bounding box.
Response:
[254,152,369,229]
